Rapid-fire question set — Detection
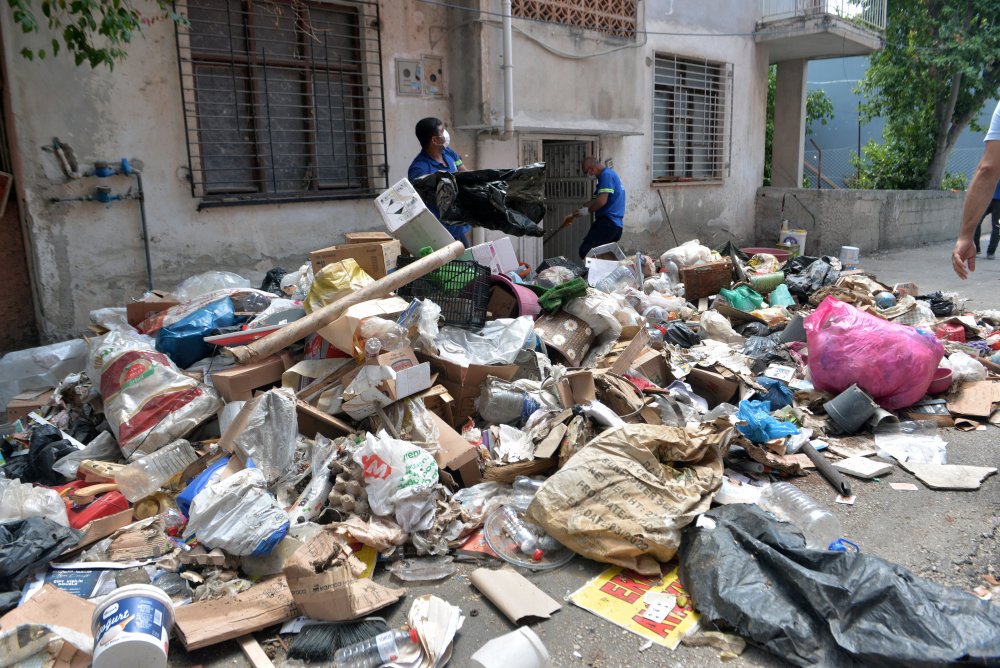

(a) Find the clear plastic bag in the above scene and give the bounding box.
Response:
[941,351,987,384]
[0,478,70,526]
[874,421,947,465]
[805,297,944,410]
[280,262,314,300]
[233,388,299,485]
[398,298,442,354]
[52,431,122,479]
[175,271,251,301]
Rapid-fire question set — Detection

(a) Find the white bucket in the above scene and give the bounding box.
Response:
[92,584,175,668]
[839,245,861,269]
[779,228,808,256]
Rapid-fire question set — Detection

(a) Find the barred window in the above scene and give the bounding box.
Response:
[652,54,732,183]
[512,0,637,39]
[176,0,386,205]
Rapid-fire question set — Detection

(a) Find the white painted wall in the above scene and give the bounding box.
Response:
[2,0,770,340]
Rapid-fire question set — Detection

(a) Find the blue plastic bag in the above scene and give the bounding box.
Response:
[176,456,255,517]
[156,297,235,369]
[736,399,799,443]
[755,377,795,410]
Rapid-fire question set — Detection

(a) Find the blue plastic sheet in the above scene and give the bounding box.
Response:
[156,297,235,368]
[755,377,795,410]
[736,399,799,443]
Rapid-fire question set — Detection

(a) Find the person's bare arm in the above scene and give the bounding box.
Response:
[953,140,1000,278]
[584,193,609,212]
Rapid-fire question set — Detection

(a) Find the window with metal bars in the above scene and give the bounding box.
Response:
[652,54,732,183]
[511,0,637,39]
[176,0,386,205]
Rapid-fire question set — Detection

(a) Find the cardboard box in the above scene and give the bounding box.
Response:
[463,236,519,274]
[126,290,179,327]
[374,178,455,254]
[557,370,597,408]
[486,285,518,319]
[283,532,403,622]
[210,352,297,402]
[419,385,455,426]
[631,350,672,387]
[430,412,482,486]
[5,388,53,423]
[342,348,432,419]
[417,351,519,428]
[346,231,395,244]
[686,367,739,408]
[309,239,401,279]
[296,399,354,438]
[317,297,410,356]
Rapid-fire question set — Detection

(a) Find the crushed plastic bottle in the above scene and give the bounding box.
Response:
[114,439,198,502]
[386,555,456,582]
[334,628,420,668]
[500,505,543,560]
[757,482,843,550]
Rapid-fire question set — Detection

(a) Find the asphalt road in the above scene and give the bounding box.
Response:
[172,240,1000,667]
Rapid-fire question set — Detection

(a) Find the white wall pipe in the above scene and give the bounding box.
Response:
[501,0,515,140]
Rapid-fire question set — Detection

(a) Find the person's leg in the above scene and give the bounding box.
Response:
[578,218,615,259]
[975,217,984,253]
[988,200,1000,257]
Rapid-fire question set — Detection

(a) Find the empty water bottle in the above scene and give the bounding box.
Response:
[500,505,542,559]
[115,439,198,502]
[757,482,843,550]
[334,628,420,668]
[594,265,637,293]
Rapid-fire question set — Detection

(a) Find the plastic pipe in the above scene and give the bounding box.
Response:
[501,0,515,140]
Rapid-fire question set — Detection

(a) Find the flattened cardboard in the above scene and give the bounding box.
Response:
[430,412,482,486]
[5,389,54,423]
[946,381,997,417]
[714,301,768,324]
[417,351,518,427]
[175,576,299,650]
[469,567,561,623]
[419,385,455,426]
[631,350,672,387]
[296,399,354,438]
[686,367,739,408]
[487,285,519,319]
[64,509,135,554]
[211,352,297,402]
[310,239,401,279]
[342,348,432,417]
[0,585,96,648]
[608,328,652,376]
[316,297,409,355]
[283,531,404,621]
[557,370,597,409]
[346,231,395,244]
[126,290,179,327]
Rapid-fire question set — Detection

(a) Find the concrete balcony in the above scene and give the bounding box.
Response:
[756,0,886,63]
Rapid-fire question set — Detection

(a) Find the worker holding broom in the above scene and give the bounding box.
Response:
[567,156,626,259]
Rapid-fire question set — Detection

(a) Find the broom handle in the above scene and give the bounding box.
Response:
[227,241,466,364]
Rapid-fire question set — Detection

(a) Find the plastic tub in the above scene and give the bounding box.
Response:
[823,384,879,434]
[927,367,953,395]
[742,247,792,263]
[92,584,175,668]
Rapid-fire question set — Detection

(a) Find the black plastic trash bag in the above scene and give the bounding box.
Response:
[0,518,82,613]
[743,334,793,374]
[260,267,288,296]
[27,424,76,485]
[678,504,1000,667]
[411,164,546,237]
[665,321,699,348]
[785,256,840,299]
[917,291,955,317]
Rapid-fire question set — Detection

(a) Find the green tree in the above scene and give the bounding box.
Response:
[763,66,835,186]
[854,1,1000,189]
[8,0,183,68]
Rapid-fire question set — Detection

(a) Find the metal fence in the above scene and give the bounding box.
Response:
[803,146,985,189]
[761,0,886,31]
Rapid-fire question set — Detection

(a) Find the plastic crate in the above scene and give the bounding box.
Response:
[395,257,491,329]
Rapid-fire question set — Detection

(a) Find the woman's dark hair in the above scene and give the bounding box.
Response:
[415,117,443,149]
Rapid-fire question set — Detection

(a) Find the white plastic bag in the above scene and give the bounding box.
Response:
[353,431,439,517]
[435,316,536,367]
[184,467,290,556]
[88,331,222,460]
[52,432,122,479]
[700,311,744,345]
[941,351,987,385]
[233,388,298,485]
[0,478,70,526]
[660,240,712,269]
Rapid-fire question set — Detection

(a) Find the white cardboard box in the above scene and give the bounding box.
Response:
[374,178,454,254]
[464,236,519,274]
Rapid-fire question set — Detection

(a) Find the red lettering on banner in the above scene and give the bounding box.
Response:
[600,581,640,604]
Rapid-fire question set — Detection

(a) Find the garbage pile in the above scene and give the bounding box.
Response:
[1,176,1000,667]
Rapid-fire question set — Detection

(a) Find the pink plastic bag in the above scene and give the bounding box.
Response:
[804,297,944,410]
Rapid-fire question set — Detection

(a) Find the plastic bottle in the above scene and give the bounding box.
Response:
[334,628,420,668]
[500,505,542,559]
[594,265,637,293]
[114,439,198,502]
[757,482,843,550]
[511,476,544,512]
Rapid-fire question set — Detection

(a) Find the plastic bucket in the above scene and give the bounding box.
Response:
[779,229,808,256]
[823,384,879,434]
[779,314,807,343]
[92,584,175,668]
[839,246,860,269]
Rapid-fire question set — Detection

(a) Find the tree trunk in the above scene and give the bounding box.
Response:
[924,71,963,189]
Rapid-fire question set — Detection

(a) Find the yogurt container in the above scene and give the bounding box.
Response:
[92,583,175,668]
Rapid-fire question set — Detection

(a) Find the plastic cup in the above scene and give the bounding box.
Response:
[470,627,552,668]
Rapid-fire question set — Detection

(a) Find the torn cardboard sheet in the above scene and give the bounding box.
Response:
[174,576,298,650]
[469,567,560,623]
[569,564,699,651]
[946,381,999,418]
[283,531,404,621]
[0,584,95,643]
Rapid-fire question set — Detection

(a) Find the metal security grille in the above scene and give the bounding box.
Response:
[652,54,732,182]
[176,0,386,204]
[543,140,593,260]
[512,0,637,39]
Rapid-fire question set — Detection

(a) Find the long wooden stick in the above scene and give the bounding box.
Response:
[227,241,466,364]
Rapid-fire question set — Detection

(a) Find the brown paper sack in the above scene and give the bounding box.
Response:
[526,423,727,576]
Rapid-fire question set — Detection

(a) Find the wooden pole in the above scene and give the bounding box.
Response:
[227,241,465,364]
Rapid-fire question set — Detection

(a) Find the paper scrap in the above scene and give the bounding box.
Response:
[889,482,919,491]
[469,567,561,623]
[835,494,857,505]
[569,564,699,651]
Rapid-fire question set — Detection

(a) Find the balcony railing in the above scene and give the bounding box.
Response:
[761,0,886,32]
